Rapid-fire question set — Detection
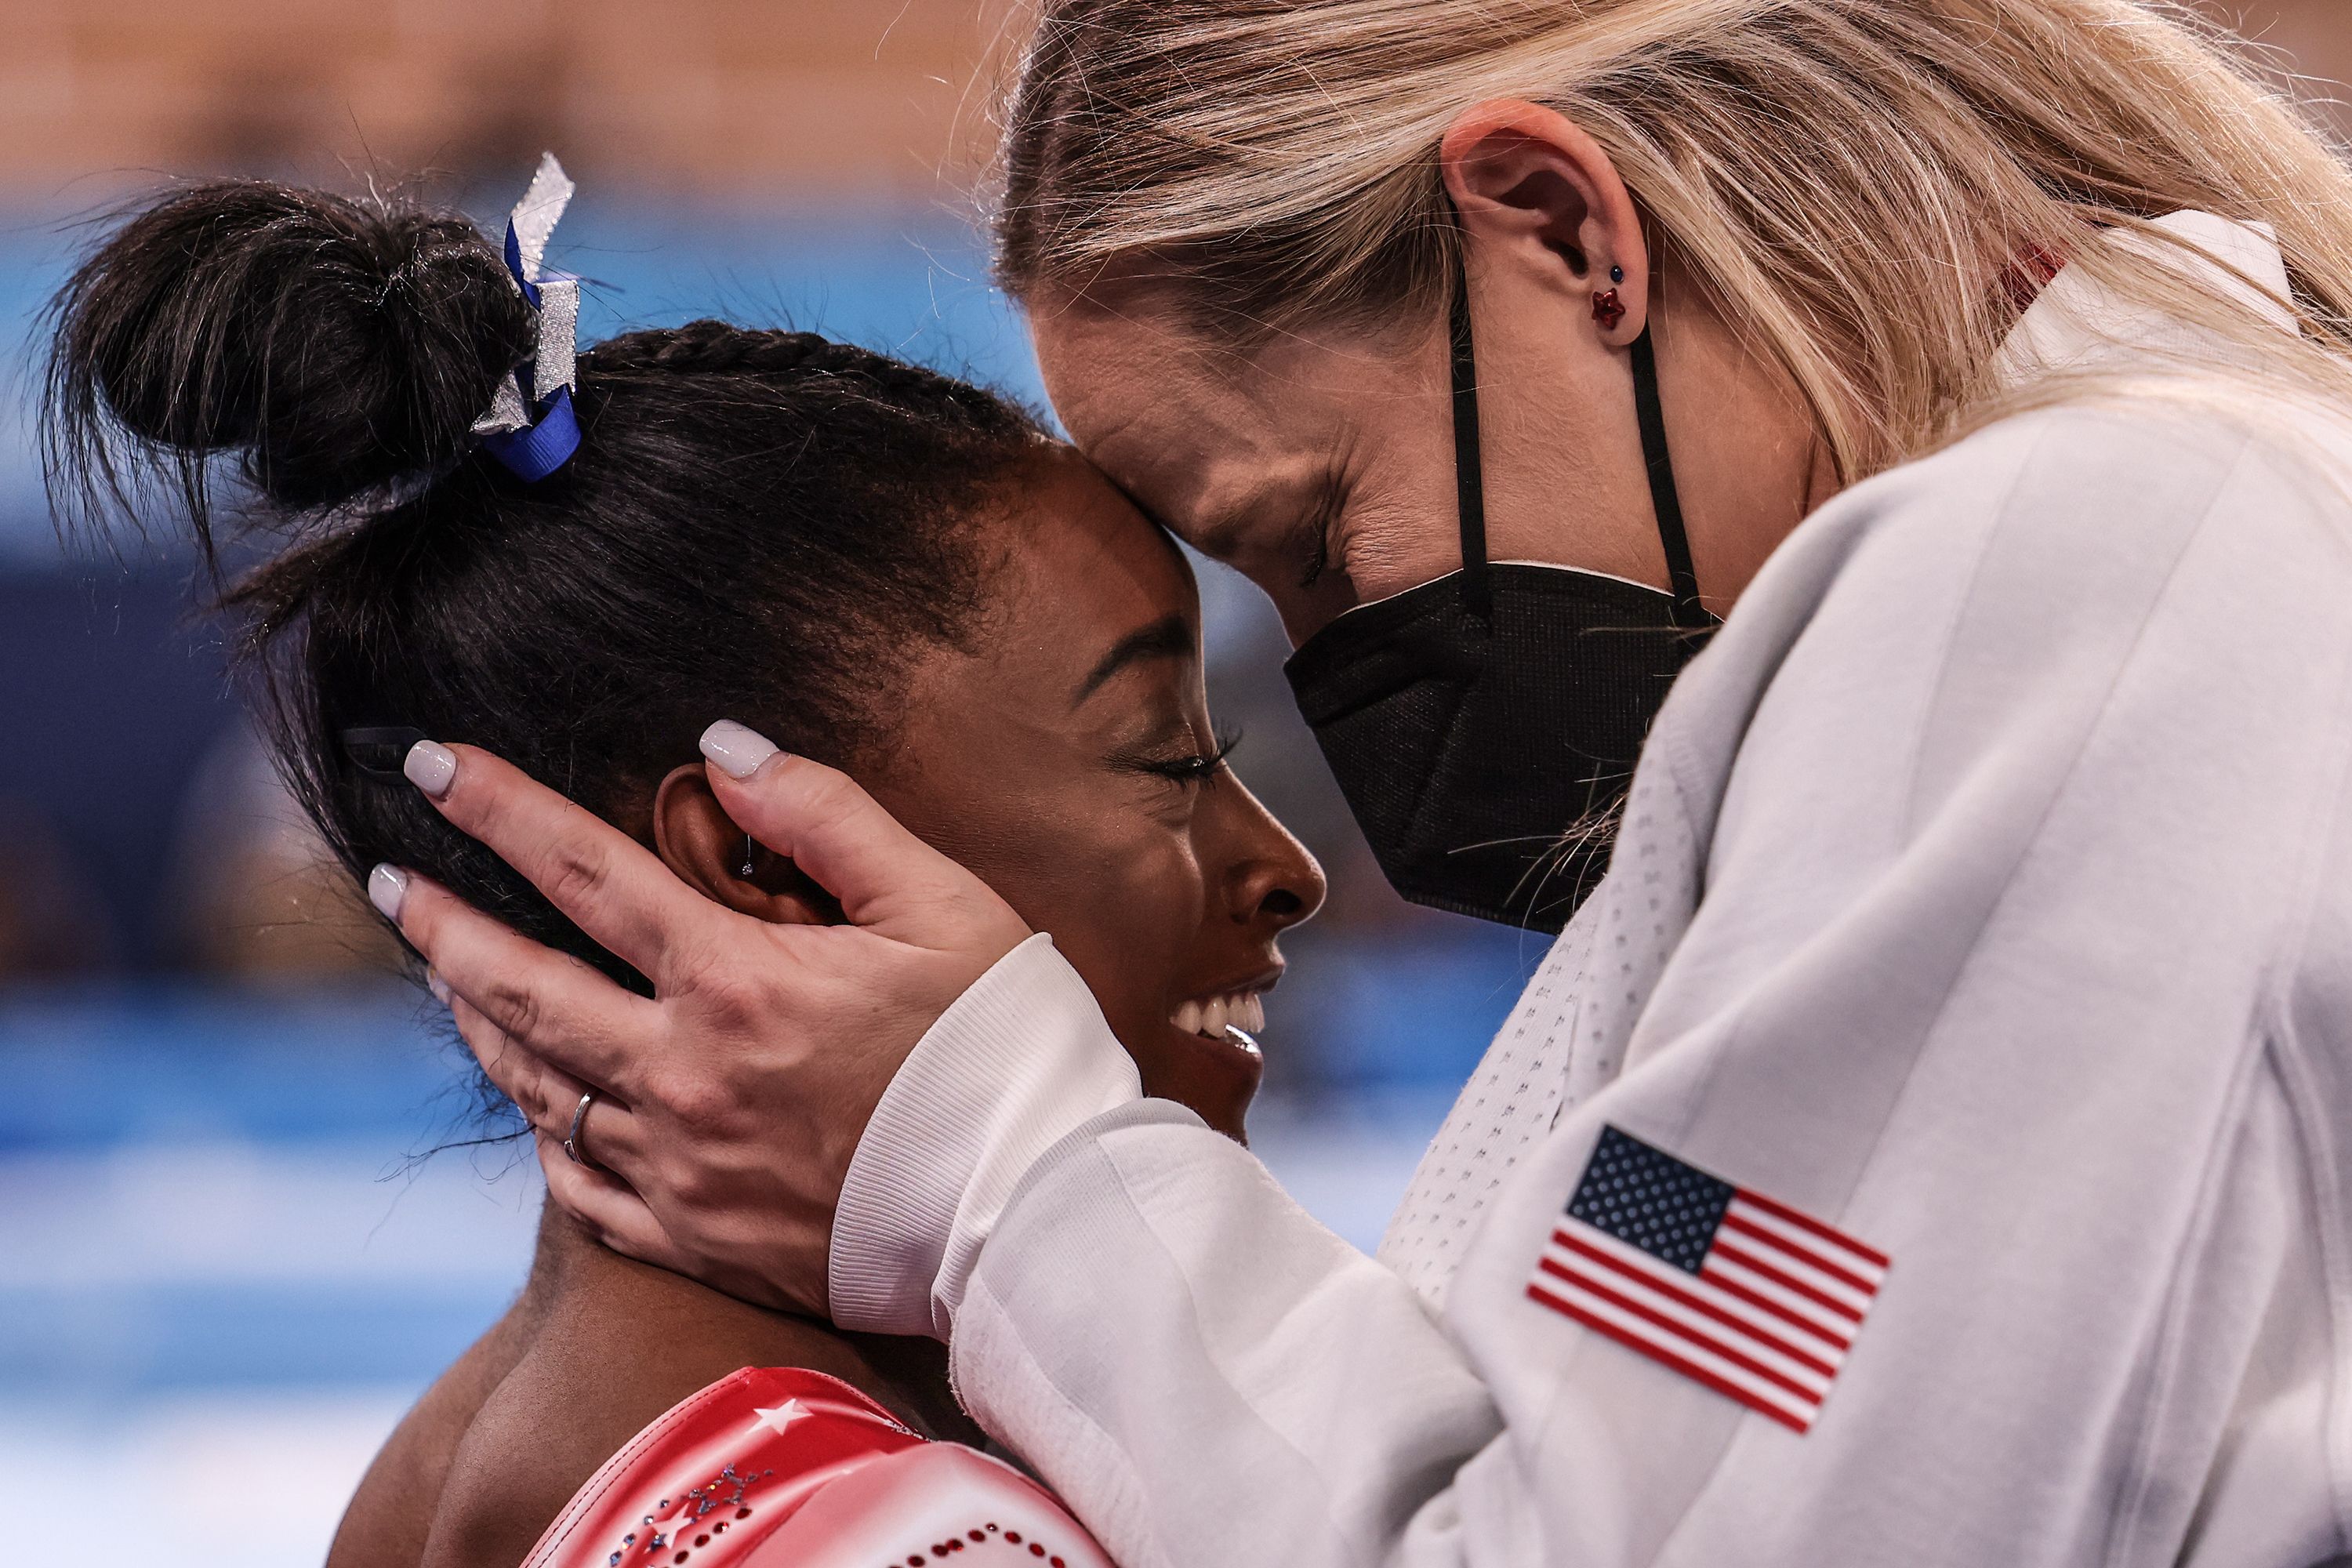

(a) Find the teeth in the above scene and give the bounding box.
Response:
[1170,990,1269,1039]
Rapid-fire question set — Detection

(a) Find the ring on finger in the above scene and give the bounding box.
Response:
[562,1091,600,1170]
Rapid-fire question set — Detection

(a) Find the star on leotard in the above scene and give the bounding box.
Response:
[748,1399,810,1436]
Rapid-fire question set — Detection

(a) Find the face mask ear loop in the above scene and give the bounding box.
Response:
[1628,324,1710,629]
[1446,224,1494,622]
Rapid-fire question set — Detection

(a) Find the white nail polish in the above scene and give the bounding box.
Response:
[368,864,409,922]
[405,739,457,797]
[700,720,781,780]
[426,967,451,1005]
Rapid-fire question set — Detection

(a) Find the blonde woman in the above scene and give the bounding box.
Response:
[383,2,2351,1562]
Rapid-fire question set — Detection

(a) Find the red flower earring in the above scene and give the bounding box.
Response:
[1591,264,1628,331]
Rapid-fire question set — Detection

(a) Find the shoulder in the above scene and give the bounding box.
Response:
[419,1252,945,1568]
[1697,398,2352,764]
[513,1366,1111,1568]
[1661,397,2352,925]
[1655,400,2352,806]
[741,1443,1112,1568]
[516,1366,920,1568]
[1821,400,2352,636]
[328,1294,543,1568]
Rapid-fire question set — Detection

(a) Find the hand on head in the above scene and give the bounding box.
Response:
[379,725,1032,1316]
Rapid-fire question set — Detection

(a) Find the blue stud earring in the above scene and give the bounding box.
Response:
[1610,264,1625,284]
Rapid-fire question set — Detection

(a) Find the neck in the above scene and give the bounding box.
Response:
[1652,257,1839,615]
[527,1200,980,1443]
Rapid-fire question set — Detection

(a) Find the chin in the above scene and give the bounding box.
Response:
[1141,1018,1265,1144]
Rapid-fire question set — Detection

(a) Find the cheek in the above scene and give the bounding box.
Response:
[1330,475,1464,608]
[873,677,1217,1049]
[911,780,1207,1037]
[1028,829,1204,1036]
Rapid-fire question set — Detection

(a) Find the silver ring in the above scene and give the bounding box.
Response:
[562,1091,597,1168]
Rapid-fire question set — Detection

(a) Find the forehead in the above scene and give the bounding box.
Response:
[988,445,1200,644]
[1028,292,1373,551]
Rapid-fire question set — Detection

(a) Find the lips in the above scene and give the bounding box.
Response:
[1152,975,1279,1138]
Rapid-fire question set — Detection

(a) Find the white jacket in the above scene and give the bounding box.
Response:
[828,213,2352,1567]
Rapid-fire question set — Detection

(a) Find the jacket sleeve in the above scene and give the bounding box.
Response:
[829,927,1513,1566]
[829,408,2352,1568]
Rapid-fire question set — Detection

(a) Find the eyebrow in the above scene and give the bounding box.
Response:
[1073,615,1196,708]
[1189,471,1333,584]
[1188,476,1287,557]
[1186,504,1254,564]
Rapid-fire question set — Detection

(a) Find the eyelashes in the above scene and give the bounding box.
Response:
[1131,725,1243,786]
[1295,488,1338,592]
[1287,459,1353,594]
[1297,520,1331,593]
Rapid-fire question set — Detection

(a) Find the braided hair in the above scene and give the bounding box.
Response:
[45,178,1047,991]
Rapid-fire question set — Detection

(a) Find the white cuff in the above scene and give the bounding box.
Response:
[828,933,1142,1338]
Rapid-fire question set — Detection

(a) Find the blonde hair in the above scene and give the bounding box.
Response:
[989,0,2352,487]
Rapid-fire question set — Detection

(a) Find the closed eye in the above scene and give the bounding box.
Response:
[1129,727,1243,786]
[1294,478,1342,593]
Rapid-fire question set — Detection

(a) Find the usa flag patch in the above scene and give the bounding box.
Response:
[1526,1127,1889,1432]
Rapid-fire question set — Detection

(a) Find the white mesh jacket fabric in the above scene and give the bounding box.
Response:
[1379,764,1706,1314]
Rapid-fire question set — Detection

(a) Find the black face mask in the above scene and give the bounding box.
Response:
[1283,252,1717,933]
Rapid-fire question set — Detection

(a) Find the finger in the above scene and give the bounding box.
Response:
[448,991,653,1181]
[448,987,568,1126]
[535,1132,688,1272]
[408,742,726,978]
[389,869,655,1096]
[700,724,1023,939]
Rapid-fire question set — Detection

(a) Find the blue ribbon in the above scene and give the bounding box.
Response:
[481,384,580,482]
[503,220,542,308]
[479,158,583,483]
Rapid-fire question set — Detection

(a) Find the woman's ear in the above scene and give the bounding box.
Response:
[1439,98,1650,343]
[652,763,843,926]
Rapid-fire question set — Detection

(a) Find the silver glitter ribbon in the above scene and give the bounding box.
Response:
[472,152,579,439]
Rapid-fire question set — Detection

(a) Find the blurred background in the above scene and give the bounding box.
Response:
[0,2,2344,1561]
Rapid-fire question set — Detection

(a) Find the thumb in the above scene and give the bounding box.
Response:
[699,720,1027,947]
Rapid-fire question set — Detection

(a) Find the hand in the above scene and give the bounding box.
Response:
[374,723,1033,1316]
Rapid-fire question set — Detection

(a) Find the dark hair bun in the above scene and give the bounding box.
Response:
[39,165,1051,1018]
[46,179,533,553]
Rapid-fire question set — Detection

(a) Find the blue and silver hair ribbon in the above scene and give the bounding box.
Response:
[472,153,583,482]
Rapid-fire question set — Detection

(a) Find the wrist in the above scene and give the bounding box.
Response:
[828,933,1142,1337]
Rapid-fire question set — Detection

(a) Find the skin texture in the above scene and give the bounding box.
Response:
[1029,102,1838,641]
[383,100,1846,1321]
[328,448,1322,1568]
[656,448,1317,1135]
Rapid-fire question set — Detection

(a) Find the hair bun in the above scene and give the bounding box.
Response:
[47,179,535,555]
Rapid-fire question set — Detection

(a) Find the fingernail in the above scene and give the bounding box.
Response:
[700,720,781,780]
[426,967,451,1005]
[368,864,410,922]
[404,739,457,798]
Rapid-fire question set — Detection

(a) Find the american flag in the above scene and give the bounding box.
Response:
[1526,1127,1889,1433]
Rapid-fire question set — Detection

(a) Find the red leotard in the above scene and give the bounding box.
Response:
[521,1368,1112,1568]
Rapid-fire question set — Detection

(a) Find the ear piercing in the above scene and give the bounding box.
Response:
[1592,264,1629,330]
[740,833,757,879]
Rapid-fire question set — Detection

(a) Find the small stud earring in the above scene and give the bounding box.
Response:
[1610,263,1625,284]
[739,834,756,879]
[1592,288,1626,330]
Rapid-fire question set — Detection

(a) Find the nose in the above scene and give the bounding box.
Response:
[1220,782,1327,932]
